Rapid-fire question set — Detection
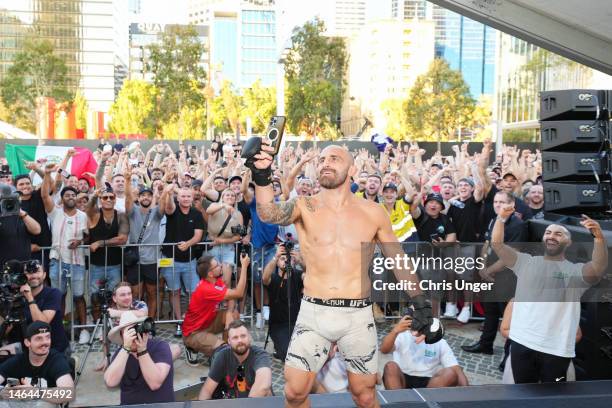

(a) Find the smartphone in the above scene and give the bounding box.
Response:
[265,116,286,156]
[59,169,70,178]
[430,233,440,242]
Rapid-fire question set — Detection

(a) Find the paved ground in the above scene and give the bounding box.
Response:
[71,317,505,407]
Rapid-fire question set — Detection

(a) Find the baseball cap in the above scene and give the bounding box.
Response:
[26,321,51,339]
[228,175,242,184]
[382,183,398,192]
[424,193,445,206]
[139,186,153,195]
[502,172,518,180]
[458,178,475,187]
[431,163,443,170]
[191,179,203,188]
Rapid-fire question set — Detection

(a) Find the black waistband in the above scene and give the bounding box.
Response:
[303,296,372,308]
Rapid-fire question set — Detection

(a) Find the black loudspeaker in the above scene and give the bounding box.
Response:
[540,89,609,121]
[540,89,612,215]
[541,120,609,151]
[542,151,608,181]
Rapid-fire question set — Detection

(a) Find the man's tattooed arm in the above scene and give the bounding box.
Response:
[256,196,300,226]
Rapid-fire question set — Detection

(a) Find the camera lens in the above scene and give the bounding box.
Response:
[268,128,278,141]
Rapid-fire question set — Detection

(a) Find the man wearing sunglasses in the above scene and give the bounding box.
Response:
[86,186,129,329]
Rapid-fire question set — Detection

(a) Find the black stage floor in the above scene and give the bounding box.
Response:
[113,380,612,408]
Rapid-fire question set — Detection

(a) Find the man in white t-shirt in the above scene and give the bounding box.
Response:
[41,165,89,344]
[381,315,468,389]
[491,205,608,384]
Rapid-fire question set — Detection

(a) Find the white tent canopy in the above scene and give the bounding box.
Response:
[0,120,37,140]
[430,0,612,75]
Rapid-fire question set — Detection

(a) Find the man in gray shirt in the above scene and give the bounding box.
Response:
[125,180,166,319]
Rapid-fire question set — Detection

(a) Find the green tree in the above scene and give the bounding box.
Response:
[73,89,88,129]
[381,98,409,141]
[146,25,207,137]
[160,105,207,140]
[404,59,476,148]
[108,80,158,137]
[284,18,348,140]
[209,81,244,136]
[0,37,71,132]
[242,80,276,133]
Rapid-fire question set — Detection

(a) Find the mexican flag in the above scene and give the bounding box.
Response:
[5,144,98,185]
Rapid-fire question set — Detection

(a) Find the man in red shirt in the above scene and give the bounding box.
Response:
[183,253,249,365]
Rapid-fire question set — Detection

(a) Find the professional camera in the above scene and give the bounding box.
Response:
[282,233,295,252]
[95,279,113,311]
[1,260,27,288]
[134,317,156,336]
[231,225,248,237]
[0,184,20,218]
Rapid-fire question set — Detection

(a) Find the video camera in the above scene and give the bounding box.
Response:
[134,317,156,337]
[282,233,295,253]
[1,260,28,290]
[96,279,113,310]
[0,184,20,218]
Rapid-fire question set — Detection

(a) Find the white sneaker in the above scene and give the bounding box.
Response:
[262,306,270,321]
[78,330,90,344]
[443,303,458,319]
[256,312,263,329]
[457,306,471,324]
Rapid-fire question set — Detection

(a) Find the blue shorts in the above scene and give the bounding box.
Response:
[251,244,276,284]
[49,259,85,297]
[160,259,198,292]
[208,244,236,266]
[89,264,122,294]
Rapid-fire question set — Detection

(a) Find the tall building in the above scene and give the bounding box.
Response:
[0,0,129,112]
[128,0,141,14]
[187,0,276,89]
[128,23,210,82]
[332,0,366,37]
[392,1,496,98]
[497,33,612,140]
[342,19,435,135]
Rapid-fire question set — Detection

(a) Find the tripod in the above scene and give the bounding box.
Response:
[0,294,27,349]
[74,296,113,386]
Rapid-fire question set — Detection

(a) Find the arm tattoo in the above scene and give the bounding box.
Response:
[256,197,297,226]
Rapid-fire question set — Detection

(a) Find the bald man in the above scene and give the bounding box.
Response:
[490,205,608,384]
[244,141,443,408]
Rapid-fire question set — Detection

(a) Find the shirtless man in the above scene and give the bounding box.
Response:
[243,140,443,408]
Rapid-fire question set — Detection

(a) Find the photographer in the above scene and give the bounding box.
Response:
[0,321,74,403]
[0,260,69,356]
[262,244,304,361]
[198,320,272,400]
[381,314,468,389]
[104,312,175,405]
[182,254,249,365]
[0,184,41,267]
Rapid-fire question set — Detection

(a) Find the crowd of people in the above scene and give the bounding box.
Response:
[0,135,606,406]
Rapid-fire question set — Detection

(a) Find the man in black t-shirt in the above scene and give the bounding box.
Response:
[0,321,73,400]
[262,245,304,360]
[446,178,484,323]
[463,191,527,355]
[0,208,41,268]
[14,175,52,267]
[161,185,205,336]
[198,320,272,400]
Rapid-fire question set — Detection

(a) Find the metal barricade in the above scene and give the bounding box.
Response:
[36,241,255,343]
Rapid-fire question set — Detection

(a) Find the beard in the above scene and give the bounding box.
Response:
[140,200,151,208]
[319,169,348,189]
[232,343,249,356]
[544,240,567,256]
[64,200,76,209]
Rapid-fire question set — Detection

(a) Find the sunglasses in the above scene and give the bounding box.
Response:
[101,195,115,201]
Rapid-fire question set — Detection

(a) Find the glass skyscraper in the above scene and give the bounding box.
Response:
[240,9,275,87]
[393,0,496,97]
[0,0,128,112]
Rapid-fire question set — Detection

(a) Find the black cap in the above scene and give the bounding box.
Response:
[191,179,203,188]
[228,175,242,184]
[502,172,517,180]
[382,183,398,192]
[431,163,443,170]
[26,321,51,339]
[424,193,445,206]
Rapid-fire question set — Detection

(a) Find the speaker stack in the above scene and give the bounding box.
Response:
[539,90,612,380]
[540,89,612,214]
